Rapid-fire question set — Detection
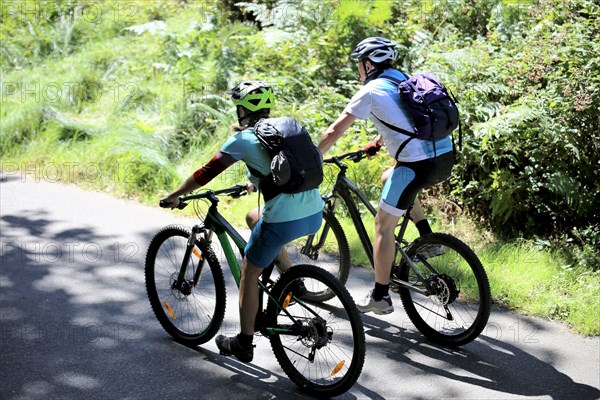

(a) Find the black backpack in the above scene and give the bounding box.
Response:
[250,117,323,201]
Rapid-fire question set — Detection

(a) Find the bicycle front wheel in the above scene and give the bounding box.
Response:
[285,210,350,302]
[265,264,365,397]
[395,233,491,346]
[145,225,226,345]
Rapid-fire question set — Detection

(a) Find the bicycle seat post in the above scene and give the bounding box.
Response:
[260,262,276,286]
[396,207,413,242]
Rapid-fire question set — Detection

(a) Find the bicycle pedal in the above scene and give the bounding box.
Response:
[389,280,401,294]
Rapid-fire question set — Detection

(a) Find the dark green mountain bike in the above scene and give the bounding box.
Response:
[144,184,365,397]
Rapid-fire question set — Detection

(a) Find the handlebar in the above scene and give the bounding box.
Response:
[159,184,249,210]
[323,146,381,167]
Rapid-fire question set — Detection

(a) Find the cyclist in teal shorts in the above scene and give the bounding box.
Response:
[160,81,323,362]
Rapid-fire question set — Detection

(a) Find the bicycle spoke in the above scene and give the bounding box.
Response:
[399,233,491,346]
[266,265,365,396]
[285,211,350,303]
[145,226,226,345]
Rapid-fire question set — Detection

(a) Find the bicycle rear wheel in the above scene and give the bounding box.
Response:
[145,225,226,345]
[265,264,365,397]
[395,233,491,346]
[285,210,350,302]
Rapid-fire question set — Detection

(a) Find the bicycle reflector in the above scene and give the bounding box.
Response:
[192,248,203,259]
[331,360,346,376]
[163,299,177,320]
[283,292,293,309]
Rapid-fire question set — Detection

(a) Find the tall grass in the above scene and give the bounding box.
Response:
[481,242,599,335]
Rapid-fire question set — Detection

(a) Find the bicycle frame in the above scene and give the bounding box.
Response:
[175,186,322,335]
[320,151,433,296]
[202,199,247,286]
[323,161,377,268]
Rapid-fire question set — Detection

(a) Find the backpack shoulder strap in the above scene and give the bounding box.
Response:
[251,124,273,153]
[371,112,418,137]
[371,73,417,137]
[247,125,270,179]
[380,75,404,86]
[378,72,407,86]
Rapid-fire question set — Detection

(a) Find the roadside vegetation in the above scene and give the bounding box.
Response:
[1,0,598,334]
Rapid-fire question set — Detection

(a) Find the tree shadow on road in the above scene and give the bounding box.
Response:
[2,208,598,400]
[359,312,600,400]
[1,210,369,399]
[163,339,381,400]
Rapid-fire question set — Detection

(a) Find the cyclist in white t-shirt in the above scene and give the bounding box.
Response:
[317,37,454,315]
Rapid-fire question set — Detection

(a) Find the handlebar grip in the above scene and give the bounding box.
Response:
[350,150,367,162]
[159,199,188,209]
[364,145,381,157]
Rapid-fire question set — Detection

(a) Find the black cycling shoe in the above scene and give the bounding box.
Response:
[215,334,254,363]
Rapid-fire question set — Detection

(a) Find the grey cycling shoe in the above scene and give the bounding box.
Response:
[356,290,394,315]
[215,334,254,363]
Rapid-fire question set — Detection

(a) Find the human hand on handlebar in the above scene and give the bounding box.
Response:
[159,195,180,209]
[245,181,256,194]
[363,138,382,157]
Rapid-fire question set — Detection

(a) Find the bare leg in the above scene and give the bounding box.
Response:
[373,208,402,286]
[410,198,426,223]
[239,256,264,335]
[245,207,262,230]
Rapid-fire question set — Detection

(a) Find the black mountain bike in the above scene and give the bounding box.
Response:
[145,184,365,397]
[295,149,491,347]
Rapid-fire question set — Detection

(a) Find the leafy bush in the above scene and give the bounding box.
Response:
[412,0,600,241]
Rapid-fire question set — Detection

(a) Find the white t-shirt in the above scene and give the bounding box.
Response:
[344,69,453,162]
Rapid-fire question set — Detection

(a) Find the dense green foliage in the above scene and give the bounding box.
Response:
[2,0,597,237]
[1,1,598,332]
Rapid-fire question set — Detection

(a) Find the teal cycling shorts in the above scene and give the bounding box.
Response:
[245,211,323,268]
[381,151,454,216]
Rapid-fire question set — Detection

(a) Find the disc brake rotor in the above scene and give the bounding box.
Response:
[426,274,458,306]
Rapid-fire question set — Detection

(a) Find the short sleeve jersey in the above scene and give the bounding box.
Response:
[220,129,323,223]
[344,69,453,162]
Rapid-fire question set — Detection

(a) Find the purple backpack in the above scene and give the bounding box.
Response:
[375,71,461,158]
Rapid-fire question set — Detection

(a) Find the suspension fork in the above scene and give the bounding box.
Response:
[173,224,203,291]
[191,227,213,286]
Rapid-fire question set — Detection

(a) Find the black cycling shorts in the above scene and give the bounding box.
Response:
[380,151,454,216]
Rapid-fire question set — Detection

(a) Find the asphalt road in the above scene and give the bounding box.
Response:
[1,173,599,399]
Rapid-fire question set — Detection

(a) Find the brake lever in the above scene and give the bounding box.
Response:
[350,150,367,163]
[230,185,248,199]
